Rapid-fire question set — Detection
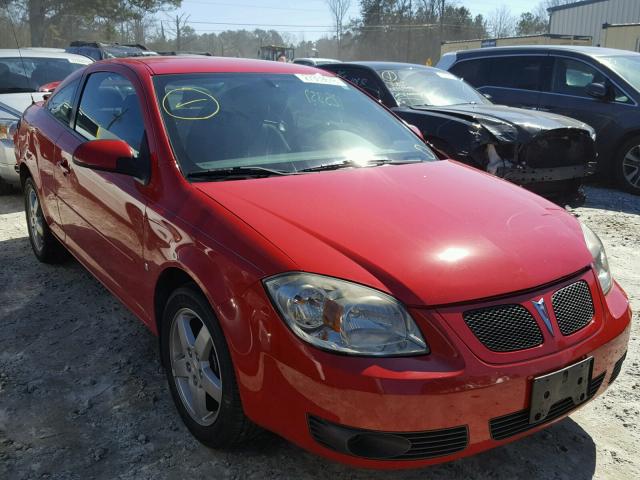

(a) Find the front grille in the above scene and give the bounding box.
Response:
[552,281,594,336]
[463,305,543,352]
[609,352,627,385]
[489,371,606,440]
[308,416,468,460]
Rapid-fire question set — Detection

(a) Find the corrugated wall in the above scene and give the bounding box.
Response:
[549,0,640,46]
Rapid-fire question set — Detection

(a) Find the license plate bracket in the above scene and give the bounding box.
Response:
[529,357,593,424]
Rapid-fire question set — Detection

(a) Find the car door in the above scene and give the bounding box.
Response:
[33,77,81,239]
[538,56,628,135]
[54,69,149,309]
[451,55,547,110]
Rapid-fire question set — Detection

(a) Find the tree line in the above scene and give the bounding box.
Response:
[1,0,578,62]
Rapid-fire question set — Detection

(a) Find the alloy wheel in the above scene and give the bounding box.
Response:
[27,186,45,253]
[169,308,223,426]
[622,144,640,189]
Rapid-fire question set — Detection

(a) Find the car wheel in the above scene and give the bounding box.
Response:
[161,285,259,447]
[24,177,68,263]
[615,137,640,195]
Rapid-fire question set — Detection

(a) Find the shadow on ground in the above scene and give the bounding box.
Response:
[0,193,23,215]
[0,236,598,479]
[583,184,640,216]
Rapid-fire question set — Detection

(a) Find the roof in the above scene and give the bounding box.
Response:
[293,58,340,63]
[100,56,332,75]
[343,61,436,71]
[455,44,639,58]
[547,0,608,13]
[0,48,93,63]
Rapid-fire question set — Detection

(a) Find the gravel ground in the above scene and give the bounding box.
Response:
[0,186,638,480]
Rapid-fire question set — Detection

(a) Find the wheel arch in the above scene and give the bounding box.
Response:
[153,266,202,338]
[19,163,32,187]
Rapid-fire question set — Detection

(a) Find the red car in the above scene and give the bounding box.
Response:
[14,57,631,469]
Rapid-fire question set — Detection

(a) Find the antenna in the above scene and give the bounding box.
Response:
[3,0,36,104]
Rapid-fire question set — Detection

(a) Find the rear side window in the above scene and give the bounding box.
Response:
[330,67,385,98]
[46,78,80,125]
[75,72,145,154]
[487,56,545,91]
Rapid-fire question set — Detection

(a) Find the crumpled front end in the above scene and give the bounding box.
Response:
[479,128,597,184]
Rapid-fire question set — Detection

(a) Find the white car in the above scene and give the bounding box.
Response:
[0,48,92,193]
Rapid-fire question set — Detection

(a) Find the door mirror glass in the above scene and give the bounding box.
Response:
[586,82,608,99]
[73,139,148,181]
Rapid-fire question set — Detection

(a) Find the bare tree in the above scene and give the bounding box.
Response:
[487,5,516,38]
[324,0,351,57]
[166,12,189,50]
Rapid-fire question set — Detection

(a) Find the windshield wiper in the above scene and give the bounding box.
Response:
[187,165,293,181]
[297,158,422,173]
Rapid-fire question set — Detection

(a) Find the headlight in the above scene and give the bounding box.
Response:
[580,223,612,294]
[264,272,428,356]
[0,118,18,141]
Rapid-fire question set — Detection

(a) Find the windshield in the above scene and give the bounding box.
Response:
[0,57,90,93]
[153,73,436,178]
[599,55,640,93]
[377,68,490,108]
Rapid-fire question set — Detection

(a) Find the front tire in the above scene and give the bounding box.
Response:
[161,285,259,448]
[615,137,640,195]
[24,177,67,263]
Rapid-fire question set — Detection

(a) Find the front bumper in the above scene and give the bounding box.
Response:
[232,274,631,469]
[0,139,19,185]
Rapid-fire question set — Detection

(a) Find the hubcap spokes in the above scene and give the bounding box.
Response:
[170,308,222,426]
[623,145,640,188]
[28,188,44,252]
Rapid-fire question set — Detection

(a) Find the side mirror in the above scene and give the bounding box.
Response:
[407,124,425,141]
[38,81,60,93]
[73,139,149,183]
[586,82,608,99]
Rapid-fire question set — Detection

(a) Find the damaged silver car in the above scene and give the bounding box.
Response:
[320,62,597,203]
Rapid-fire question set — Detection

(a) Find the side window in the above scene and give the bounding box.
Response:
[45,78,80,125]
[331,67,384,98]
[551,58,605,97]
[487,56,545,91]
[450,59,489,87]
[75,72,145,154]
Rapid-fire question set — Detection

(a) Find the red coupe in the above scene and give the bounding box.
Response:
[14,57,631,469]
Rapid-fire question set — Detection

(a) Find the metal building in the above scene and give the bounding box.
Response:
[549,0,640,46]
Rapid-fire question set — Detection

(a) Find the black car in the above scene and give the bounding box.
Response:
[321,61,596,202]
[438,46,640,195]
[65,41,150,61]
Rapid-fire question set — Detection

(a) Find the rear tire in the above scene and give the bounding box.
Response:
[161,285,260,448]
[24,177,68,263]
[614,136,640,195]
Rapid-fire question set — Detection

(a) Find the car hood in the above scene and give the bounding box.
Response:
[0,93,46,118]
[194,161,591,306]
[411,103,593,143]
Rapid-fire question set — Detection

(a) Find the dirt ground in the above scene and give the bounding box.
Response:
[0,185,638,480]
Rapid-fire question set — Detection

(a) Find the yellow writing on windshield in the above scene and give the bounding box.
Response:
[162,87,220,120]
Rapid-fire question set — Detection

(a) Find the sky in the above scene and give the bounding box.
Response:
[175,0,540,41]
